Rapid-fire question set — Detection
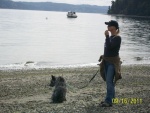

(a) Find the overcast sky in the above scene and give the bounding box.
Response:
[12,0,112,6]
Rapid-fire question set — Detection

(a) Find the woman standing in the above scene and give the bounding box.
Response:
[99,20,122,107]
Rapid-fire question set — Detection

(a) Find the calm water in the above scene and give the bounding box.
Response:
[0,9,150,70]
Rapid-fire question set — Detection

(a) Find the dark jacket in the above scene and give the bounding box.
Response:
[104,35,121,57]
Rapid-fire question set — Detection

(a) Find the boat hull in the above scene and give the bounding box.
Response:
[67,15,77,18]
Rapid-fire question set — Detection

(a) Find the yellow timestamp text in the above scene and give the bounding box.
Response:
[112,98,142,104]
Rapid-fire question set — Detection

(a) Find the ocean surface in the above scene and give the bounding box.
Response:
[0,9,150,70]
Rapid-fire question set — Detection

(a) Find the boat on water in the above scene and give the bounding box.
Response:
[67,11,77,18]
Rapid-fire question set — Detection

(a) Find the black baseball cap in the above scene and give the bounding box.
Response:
[105,20,119,29]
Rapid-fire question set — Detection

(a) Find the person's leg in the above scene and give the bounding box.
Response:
[103,62,115,106]
[100,61,108,104]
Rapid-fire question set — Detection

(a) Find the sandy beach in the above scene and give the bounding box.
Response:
[0,64,150,113]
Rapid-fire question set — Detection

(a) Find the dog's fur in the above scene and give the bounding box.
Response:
[50,75,67,103]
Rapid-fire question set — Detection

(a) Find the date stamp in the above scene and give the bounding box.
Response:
[112,98,142,104]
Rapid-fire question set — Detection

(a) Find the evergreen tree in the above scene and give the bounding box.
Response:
[108,0,150,16]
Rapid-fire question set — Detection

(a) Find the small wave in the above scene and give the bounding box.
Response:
[0,60,149,71]
[0,62,98,71]
[0,61,37,70]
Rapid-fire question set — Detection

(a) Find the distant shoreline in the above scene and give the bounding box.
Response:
[0,1,108,14]
[0,8,106,14]
[108,14,150,18]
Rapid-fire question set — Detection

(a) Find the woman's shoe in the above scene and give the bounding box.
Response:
[100,101,105,104]
[100,102,112,107]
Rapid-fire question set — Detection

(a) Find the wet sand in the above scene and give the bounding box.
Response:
[0,65,150,113]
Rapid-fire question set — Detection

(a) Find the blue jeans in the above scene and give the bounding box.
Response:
[104,61,115,104]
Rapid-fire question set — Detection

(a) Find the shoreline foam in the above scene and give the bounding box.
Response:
[0,61,150,71]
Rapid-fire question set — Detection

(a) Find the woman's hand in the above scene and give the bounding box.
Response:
[104,30,109,37]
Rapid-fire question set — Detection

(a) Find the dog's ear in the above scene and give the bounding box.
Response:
[51,75,56,80]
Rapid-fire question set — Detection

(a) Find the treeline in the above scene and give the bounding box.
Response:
[108,0,150,16]
[0,0,108,14]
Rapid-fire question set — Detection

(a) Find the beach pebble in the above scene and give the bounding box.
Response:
[81,106,85,108]
[76,109,80,112]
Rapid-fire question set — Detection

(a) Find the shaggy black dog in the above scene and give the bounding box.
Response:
[50,75,67,103]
